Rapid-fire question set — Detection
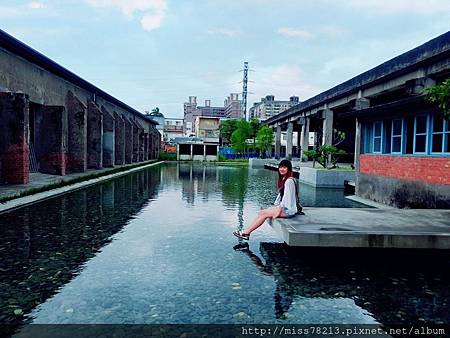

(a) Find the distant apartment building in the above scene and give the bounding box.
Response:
[183,94,241,135]
[164,117,184,143]
[249,95,300,121]
[224,93,242,119]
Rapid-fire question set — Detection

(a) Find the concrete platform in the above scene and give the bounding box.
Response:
[268,207,450,249]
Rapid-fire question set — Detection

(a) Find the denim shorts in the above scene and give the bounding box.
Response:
[282,207,296,218]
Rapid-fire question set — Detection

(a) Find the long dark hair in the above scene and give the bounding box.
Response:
[277,159,293,192]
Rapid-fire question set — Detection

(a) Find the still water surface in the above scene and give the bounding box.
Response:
[0,163,448,329]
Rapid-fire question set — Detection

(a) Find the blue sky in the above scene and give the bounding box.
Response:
[1,0,450,118]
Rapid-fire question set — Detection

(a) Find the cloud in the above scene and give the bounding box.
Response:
[277,27,313,39]
[207,28,241,37]
[85,0,167,31]
[28,2,45,9]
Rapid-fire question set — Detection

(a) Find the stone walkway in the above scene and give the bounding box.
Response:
[269,207,450,249]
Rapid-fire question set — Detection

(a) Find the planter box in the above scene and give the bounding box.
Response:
[299,167,355,188]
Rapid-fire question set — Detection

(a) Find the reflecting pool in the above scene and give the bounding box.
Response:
[0,163,449,333]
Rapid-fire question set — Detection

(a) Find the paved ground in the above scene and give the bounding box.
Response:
[0,161,160,213]
[268,207,450,249]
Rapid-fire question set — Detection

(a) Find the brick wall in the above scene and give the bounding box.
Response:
[360,155,450,185]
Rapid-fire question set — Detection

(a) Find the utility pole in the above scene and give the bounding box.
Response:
[241,61,248,120]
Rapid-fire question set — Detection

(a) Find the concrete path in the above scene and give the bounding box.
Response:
[0,161,162,214]
[268,207,450,249]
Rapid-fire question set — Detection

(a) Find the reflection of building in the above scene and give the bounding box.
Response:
[249,95,300,121]
[164,117,184,143]
[178,163,219,205]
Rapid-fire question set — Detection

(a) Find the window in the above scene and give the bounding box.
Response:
[414,115,428,153]
[432,113,450,153]
[391,119,403,153]
[373,121,382,153]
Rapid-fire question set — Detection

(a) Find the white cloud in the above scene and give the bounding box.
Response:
[277,27,313,39]
[338,0,450,13]
[85,0,167,31]
[28,2,45,9]
[207,28,241,37]
[141,12,164,31]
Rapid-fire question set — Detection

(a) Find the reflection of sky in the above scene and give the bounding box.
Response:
[28,163,378,324]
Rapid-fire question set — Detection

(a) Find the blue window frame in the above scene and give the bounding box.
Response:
[373,121,382,153]
[431,113,450,154]
[414,115,428,154]
[391,118,403,154]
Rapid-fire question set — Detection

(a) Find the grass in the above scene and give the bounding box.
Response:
[0,160,159,204]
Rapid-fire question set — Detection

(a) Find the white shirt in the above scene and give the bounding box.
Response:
[273,177,298,215]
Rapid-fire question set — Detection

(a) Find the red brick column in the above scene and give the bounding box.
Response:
[0,92,30,184]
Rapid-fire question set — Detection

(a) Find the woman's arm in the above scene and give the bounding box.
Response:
[279,179,297,212]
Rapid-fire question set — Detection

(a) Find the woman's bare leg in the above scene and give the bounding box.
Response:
[243,206,286,235]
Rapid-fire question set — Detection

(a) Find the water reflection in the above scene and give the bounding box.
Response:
[235,242,450,325]
[0,163,448,335]
[0,168,161,330]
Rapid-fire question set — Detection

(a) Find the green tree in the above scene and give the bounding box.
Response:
[231,119,250,154]
[219,119,238,145]
[425,78,450,120]
[304,145,346,169]
[151,107,160,114]
[256,125,273,158]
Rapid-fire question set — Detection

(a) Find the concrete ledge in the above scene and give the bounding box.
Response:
[299,167,355,188]
[268,207,450,249]
[0,160,162,214]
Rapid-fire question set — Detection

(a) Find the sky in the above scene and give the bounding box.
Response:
[1,0,450,118]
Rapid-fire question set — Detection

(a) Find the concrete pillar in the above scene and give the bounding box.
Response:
[87,102,103,169]
[101,106,115,167]
[66,91,87,173]
[275,125,281,159]
[190,143,193,160]
[203,144,206,161]
[113,112,125,165]
[149,131,153,159]
[355,118,362,172]
[123,117,133,164]
[176,144,180,161]
[286,122,293,160]
[300,117,310,161]
[143,133,149,161]
[34,105,67,175]
[139,130,145,162]
[322,109,333,146]
[131,120,140,162]
[0,92,30,184]
[405,76,436,96]
[354,98,370,111]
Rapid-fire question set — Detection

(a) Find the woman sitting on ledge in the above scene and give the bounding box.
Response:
[233,159,300,241]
